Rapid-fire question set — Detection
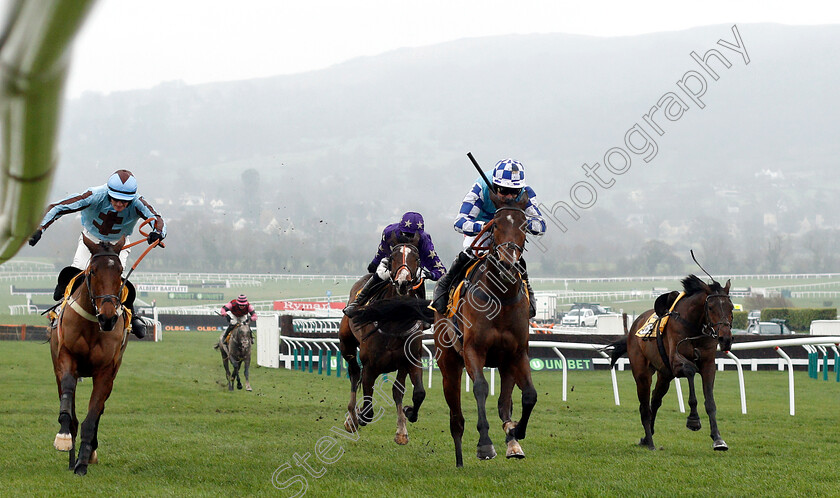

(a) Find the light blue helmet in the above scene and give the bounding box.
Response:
[107,170,137,201]
[491,159,526,189]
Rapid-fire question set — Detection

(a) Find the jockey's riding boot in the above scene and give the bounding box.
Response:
[343,274,384,318]
[123,280,147,339]
[431,251,472,315]
[53,266,83,301]
[215,324,234,349]
[518,259,537,319]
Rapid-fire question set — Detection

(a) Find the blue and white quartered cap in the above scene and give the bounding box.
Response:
[491,159,526,189]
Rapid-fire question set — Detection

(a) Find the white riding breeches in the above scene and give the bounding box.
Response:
[72,230,130,269]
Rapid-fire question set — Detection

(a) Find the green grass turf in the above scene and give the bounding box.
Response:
[2,331,840,496]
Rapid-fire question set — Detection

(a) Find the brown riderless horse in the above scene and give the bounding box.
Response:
[434,193,537,467]
[609,274,734,451]
[338,241,431,445]
[49,236,131,475]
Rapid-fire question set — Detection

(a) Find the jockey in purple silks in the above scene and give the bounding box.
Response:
[29,170,166,339]
[431,158,546,318]
[343,211,446,318]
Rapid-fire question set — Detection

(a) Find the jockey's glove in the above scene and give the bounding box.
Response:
[367,261,378,274]
[28,228,42,246]
[147,230,163,245]
[421,268,434,280]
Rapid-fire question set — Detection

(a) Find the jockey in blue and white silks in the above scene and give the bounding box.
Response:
[343,211,446,317]
[432,158,546,317]
[29,169,166,338]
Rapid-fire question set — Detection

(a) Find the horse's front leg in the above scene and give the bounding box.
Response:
[496,366,523,459]
[243,352,252,392]
[339,339,361,433]
[403,362,426,424]
[700,362,728,450]
[393,368,409,445]
[221,350,233,391]
[464,350,495,461]
[438,345,465,467]
[231,356,243,390]
[685,372,701,431]
[74,369,116,476]
[54,370,79,470]
[511,354,538,443]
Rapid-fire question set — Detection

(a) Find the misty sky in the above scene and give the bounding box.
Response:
[66,0,840,97]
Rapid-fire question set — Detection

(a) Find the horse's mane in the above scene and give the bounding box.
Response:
[681,274,723,296]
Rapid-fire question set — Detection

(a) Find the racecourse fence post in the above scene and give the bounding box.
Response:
[808,352,816,379]
[318,350,323,375]
[308,350,314,373]
[337,356,342,377]
[326,351,332,376]
[835,351,839,382]
[824,352,829,381]
[300,349,305,371]
[292,348,298,370]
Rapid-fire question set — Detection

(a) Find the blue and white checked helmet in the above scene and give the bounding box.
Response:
[491,159,526,189]
[107,170,138,201]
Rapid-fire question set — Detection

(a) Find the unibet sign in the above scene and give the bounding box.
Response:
[529,358,594,371]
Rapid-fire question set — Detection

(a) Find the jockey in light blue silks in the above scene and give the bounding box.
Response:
[29,170,166,338]
[430,158,546,318]
[343,211,446,318]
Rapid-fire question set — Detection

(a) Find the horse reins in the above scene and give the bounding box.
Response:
[84,251,124,318]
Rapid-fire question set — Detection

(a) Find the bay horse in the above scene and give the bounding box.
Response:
[434,193,536,467]
[219,320,253,391]
[609,275,734,451]
[338,241,430,445]
[50,235,130,475]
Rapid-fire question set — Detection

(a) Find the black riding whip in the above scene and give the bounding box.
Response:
[690,249,717,284]
[467,152,496,193]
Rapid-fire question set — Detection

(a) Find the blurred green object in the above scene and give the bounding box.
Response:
[0,0,97,263]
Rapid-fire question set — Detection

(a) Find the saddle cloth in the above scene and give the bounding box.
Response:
[635,291,686,339]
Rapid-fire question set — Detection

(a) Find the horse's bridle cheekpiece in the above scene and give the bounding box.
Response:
[85,250,124,320]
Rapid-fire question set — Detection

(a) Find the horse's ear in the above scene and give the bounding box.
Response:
[82,234,98,253]
[489,189,504,209]
[723,279,731,294]
[516,190,530,209]
[112,236,126,253]
[654,291,680,316]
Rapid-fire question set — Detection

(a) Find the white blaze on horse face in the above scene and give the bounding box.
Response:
[395,246,411,283]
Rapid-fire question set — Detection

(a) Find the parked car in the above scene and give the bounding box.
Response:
[561,308,598,327]
[744,319,793,335]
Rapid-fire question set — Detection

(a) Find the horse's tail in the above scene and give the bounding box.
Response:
[605,313,631,367]
[353,297,434,329]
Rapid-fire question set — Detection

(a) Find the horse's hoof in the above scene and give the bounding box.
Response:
[90,450,98,464]
[686,417,702,431]
[506,440,525,459]
[73,463,88,476]
[713,439,729,451]
[394,433,409,445]
[638,438,656,450]
[54,433,72,451]
[246,385,252,392]
[237,383,242,390]
[477,444,496,460]
[403,406,418,423]
[344,418,358,433]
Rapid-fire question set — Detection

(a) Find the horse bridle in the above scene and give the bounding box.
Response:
[390,243,424,290]
[669,292,733,350]
[701,292,733,338]
[84,251,124,317]
[471,207,528,261]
